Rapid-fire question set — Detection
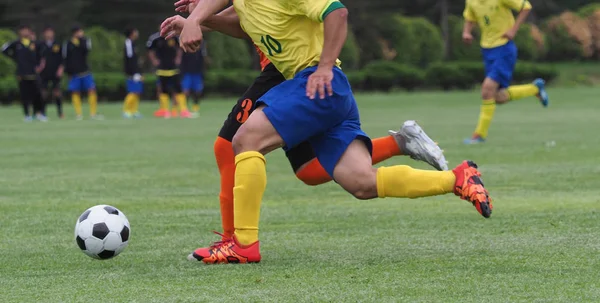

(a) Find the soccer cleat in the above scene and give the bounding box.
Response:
[75,115,84,121]
[133,112,143,119]
[23,116,33,122]
[452,160,492,218]
[187,232,261,264]
[154,109,169,118]
[36,114,48,122]
[91,114,105,120]
[533,78,549,107]
[390,120,448,171]
[123,112,133,119]
[171,109,179,118]
[463,135,485,145]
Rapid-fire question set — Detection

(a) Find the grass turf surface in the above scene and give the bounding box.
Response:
[1,87,599,302]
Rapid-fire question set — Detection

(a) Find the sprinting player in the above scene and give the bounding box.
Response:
[164,2,449,245]
[147,32,192,118]
[123,27,143,118]
[462,0,549,144]
[64,26,102,120]
[167,0,492,264]
[180,44,206,114]
[2,25,47,122]
[40,26,64,119]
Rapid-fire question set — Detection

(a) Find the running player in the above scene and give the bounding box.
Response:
[40,26,64,119]
[2,25,46,122]
[64,26,102,120]
[123,27,143,118]
[147,32,192,118]
[166,0,492,264]
[164,1,448,245]
[180,43,207,114]
[462,0,549,144]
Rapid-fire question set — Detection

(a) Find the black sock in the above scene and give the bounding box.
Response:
[55,96,63,116]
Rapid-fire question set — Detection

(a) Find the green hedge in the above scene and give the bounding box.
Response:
[205,32,252,69]
[87,27,125,72]
[448,15,482,61]
[339,28,360,70]
[0,29,17,78]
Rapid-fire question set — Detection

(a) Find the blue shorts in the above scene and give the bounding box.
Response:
[68,74,96,92]
[126,79,143,94]
[482,41,517,89]
[258,66,372,178]
[182,73,204,92]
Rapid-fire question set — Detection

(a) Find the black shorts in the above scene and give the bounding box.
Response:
[41,77,61,91]
[159,75,182,94]
[18,79,43,103]
[217,63,317,172]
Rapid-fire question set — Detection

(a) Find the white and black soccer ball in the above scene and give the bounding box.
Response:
[74,205,130,260]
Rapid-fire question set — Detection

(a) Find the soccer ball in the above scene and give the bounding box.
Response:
[74,205,130,260]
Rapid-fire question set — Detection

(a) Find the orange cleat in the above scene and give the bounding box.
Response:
[154,109,170,118]
[170,109,179,118]
[452,160,493,218]
[187,232,261,264]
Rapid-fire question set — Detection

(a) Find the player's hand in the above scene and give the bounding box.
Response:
[174,0,199,14]
[307,66,334,100]
[502,29,517,40]
[462,32,474,45]
[161,15,186,39]
[179,18,204,53]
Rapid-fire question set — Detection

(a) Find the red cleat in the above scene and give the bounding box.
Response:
[154,109,170,118]
[452,161,493,218]
[187,232,261,264]
[170,109,179,118]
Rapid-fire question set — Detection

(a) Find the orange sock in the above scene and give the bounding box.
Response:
[295,135,402,186]
[214,137,235,238]
[371,135,402,165]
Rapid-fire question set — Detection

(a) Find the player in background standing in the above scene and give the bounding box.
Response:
[462,0,549,144]
[2,25,47,122]
[123,27,143,118]
[64,26,102,120]
[180,43,206,114]
[40,26,65,119]
[147,32,193,118]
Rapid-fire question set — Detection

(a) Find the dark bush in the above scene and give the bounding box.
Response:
[87,27,124,72]
[340,29,360,70]
[376,14,418,65]
[345,71,366,90]
[0,29,17,78]
[205,32,252,69]
[408,17,444,67]
[515,24,543,61]
[363,61,425,91]
[448,15,481,61]
[425,62,473,90]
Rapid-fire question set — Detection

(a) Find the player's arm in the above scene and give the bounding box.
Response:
[187,0,229,26]
[202,7,249,40]
[146,37,160,67]
[462,3,476,45]
[502,0,532,40]
[1,41,16,60]
[319,6,348,70]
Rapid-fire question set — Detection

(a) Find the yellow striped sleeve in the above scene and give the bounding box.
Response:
[502,0,532,11]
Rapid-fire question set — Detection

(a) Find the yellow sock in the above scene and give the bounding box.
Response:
[132,94,140,113]
[88,91,98,116]
[123,93,135,114]
[233,151,267,246]
[159,94,170,110]
[72,93,82,116]
[192,104,200,112]
[175,93,188,112]
[507,84,539,101]
[474,99,496,139]
[376,166,455,198]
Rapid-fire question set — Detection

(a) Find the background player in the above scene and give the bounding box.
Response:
[64,26,102,120]
[147,31,192,118]
[123,27,143,118]
[2,25,47,122]
[462,0,549,144]
[40,26,64,119]
[180,43,206,114]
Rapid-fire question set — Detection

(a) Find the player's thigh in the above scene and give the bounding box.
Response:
[171,74,183,93]
[232,105,284,155]
[68,77,82,92]
[218,65,285,141]
[52,79,62,96]
[333,139,377,200]
[195,74,204,92]
[84,74,96,92]
[285,142,316,173]
[158,76,170,93]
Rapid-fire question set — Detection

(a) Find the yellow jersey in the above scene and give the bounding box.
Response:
[463,0,532,49]
[233,0,343,79]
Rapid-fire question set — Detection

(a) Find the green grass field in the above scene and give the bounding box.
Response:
[1,87,599,302]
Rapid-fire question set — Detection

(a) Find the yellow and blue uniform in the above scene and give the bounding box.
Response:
[234,0,369,177]
[124,38,143,94]
[64,37,96,92]
[463,0,532,88]
[180,44,206,93]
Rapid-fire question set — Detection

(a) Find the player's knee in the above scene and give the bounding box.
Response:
[346,171,378,200]
[231,126,256,154]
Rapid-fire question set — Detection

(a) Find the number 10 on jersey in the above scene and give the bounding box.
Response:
[260,35,282,56]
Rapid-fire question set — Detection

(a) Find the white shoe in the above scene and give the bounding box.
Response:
[389,120,449,171]
[36,114,48,122]
[24,116,33,122]
[76,115,84,121]
[91,114,105,120]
